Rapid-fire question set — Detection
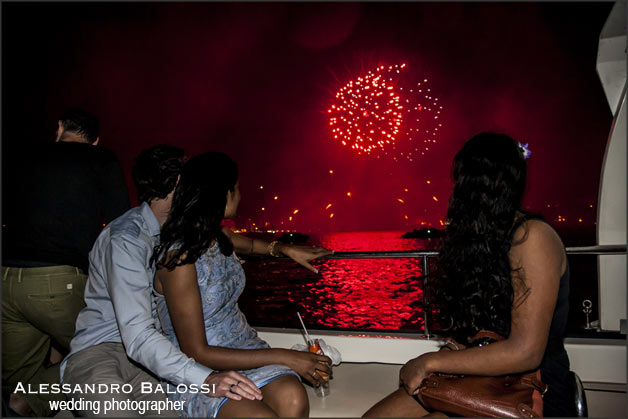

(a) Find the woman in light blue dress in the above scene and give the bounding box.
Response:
[152,152,332,418]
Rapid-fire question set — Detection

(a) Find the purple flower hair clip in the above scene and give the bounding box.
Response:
[518,142,531,159]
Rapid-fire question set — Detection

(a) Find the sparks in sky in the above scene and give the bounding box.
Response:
[327,63,444,162]
[328,64,403,155]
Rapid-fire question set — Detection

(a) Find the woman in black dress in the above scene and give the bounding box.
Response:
[364,132,574,417]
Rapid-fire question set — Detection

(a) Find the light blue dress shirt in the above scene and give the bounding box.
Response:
[61,202,212,387]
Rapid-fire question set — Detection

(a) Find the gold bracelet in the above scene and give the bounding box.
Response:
[267,240,282,257]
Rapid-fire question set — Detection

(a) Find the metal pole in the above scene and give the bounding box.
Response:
[422,255,433,339]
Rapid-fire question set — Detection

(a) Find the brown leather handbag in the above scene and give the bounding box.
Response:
[417,331,548,417]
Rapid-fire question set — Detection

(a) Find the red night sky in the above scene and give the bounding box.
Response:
[2,2,614,243]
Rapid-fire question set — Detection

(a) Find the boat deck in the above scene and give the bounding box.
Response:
[54,330,626,417]
[304,362,397,417]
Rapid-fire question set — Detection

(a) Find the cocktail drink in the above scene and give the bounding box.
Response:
[308,339,331,397]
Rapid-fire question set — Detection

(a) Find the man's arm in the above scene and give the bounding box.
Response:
[104,235,262,400]
[105,235,212,387]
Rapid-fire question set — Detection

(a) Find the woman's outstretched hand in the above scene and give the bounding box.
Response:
[282,349,332,387]
[399,353,432,396]
[203,370,263,401]
[280,245,333,273]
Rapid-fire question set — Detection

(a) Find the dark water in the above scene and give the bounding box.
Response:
[239,231,597,335]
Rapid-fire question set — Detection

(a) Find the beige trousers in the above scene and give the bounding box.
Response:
[63,343,179,417]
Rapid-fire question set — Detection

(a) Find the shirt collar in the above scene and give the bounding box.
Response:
[140,201,161,237]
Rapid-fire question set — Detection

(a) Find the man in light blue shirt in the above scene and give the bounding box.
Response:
[61,145,261,416]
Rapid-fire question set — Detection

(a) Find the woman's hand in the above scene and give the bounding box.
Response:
[282,349,332,386]
[280,245,333,273]
[203,370,263,401]
[399,353,433,396]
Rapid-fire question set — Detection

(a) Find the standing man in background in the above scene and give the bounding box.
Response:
[2,109,130,416]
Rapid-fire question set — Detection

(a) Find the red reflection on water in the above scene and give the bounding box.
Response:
[305,258,423,330]
[239,231,431,332]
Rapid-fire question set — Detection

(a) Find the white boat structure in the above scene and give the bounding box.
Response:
[259,2,627,416]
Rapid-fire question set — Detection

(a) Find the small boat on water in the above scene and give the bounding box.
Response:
[401,227,444,239]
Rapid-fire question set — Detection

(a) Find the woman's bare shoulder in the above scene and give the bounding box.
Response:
[511,219,566,272]
[513,219,563,247]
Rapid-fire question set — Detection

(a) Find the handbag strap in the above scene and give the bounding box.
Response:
[520,372,549,394]
[442,330,505,350]
[470,330,505,343]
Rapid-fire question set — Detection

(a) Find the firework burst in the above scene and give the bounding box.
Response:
[327,63,443,162]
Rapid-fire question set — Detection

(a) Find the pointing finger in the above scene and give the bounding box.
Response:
[298,260,319,274]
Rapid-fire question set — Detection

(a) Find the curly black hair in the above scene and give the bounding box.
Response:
[132,145,185,204]
[429,132,539,342]
[58,108,100,144]
[152,152,238,270]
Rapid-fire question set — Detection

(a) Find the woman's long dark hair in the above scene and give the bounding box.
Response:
[430,132,537,342]
[153,152,238,270]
